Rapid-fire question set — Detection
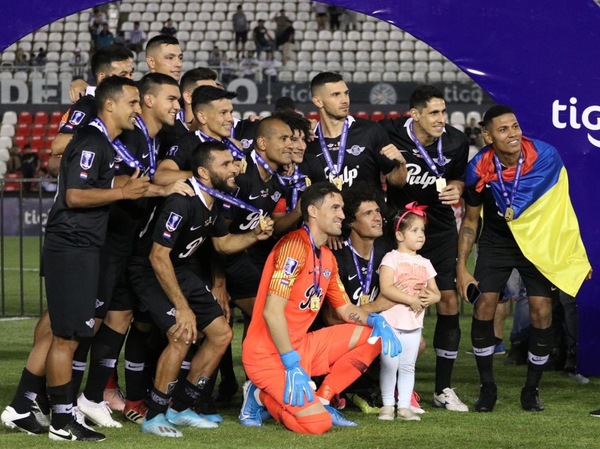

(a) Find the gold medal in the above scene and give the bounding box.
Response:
[239,158,247,174]
[504,206,514,222]
[259,213,266,231]
[310,294,321,312]
[333,176,343,191]
[436,177,447,192]
[360,293,370,306]
[304,177,311,188]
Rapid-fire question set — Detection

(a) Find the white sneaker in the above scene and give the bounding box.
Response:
[396,407,421,421]
[432,388,469,412]
[378,406,395,421]
[77,393,123,428]
[72,406,93,430]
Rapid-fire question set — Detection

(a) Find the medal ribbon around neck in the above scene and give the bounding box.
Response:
[346,238,374,296]
[408,119,445,178]
[197,129,245,160]
[316,117,349,180]
[493,153,524,214]
[134,116,157,179]
[189,177,262,215]
[302,224,323,298]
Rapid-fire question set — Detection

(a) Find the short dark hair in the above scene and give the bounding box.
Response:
[95,76,138,112]
[146,34,180,53]
[271,109,311,140]
[341,184,385,237]
[91,45,133,80]
[301,182,341,222]
[255,116,290,142]
[310,71,344,95]
[138,72,179,99]
[409,85,444,110]
[481,105,515,129]
[190,140,230,177]
[274,96,296,112]
[181,67,218,96]
[191,86,237,114]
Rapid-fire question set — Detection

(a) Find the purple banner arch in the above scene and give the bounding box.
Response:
[1,0,598,374]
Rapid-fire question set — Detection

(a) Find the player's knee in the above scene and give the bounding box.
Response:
[206,321,233,350]
[296,411,332,435]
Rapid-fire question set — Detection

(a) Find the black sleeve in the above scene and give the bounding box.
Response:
[302,154,327,183]
[165,135,194,170]
[464,184,483,208]
[64,134,107,190]
[449,130,470,182]
[152,194,190,249]
[58,98,96,134]
[371,122,396,174]
[210,211,229,238]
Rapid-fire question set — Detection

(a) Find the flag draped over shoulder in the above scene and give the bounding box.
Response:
[466,137,591,297]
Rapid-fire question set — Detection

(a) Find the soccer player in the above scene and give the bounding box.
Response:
[145,34,184,81]
[457,105,591,412]
[12,77,148,441]
[74,73,193,427]
[239,182,402,434]
[306,72,406,192]
[127,141,274,437]
[379,85,470,411]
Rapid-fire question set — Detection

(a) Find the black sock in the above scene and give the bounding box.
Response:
[472,317,496,385]
[47,382,73,430]
[9,368,46,414]
[177,345,197,382]
[171,379,203,412]
[495,336,503,345]
[71,338,92,398]
[83,324,126,403]
[218,343,236,383]
[525,326,552,388]
[146,387,171,421]
[124,325,149,402]
[36,382,50,415]
[434,313,461,394]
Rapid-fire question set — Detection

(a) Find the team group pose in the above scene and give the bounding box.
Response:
[0,34,592,442]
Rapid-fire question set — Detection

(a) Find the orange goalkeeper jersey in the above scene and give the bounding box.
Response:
[243,228,350,364]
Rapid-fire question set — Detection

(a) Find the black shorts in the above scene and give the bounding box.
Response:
[235,31,248,44]
[224,251,261,301]
[474,245,555,298]
[94,251,130,319]
[418,232,457,291]
[129,263,223,333]
[43,243,99,339]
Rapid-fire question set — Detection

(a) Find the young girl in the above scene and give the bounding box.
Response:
[378,203,441,421]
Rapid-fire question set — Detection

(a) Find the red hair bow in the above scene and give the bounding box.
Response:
[395,201,428,233]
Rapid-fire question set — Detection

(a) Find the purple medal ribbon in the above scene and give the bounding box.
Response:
[316,118,349,180]
[252,150,287,186]
[408,120,445,178]
[302,224,322,297]
[189,177,262,215]
[176,110,189,131]
[280,166,308,212]
[89,117,146,173]
[493,153,524,213]
[197,129,244,160]
[134,116,157,179]
[346,238,374,296]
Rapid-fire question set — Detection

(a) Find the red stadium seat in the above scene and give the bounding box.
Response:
[18,111,32,125]
[50,111,63,125]
[34,111,49,125]
[48,123,59,137]
[14,135,28,149]
[16,123,30,137]
[387,111,400,119]
[30,135,44,150]
[4,173,20,192]
[402,111,412,118]
[306,111,320,121]
[371,111,385,121]
[40,148,53,162]
[32,124,46,137]
[355,111,369,120]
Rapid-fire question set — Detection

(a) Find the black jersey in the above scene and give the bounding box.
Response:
[157,117,189,160]
[380,117,469,237]
[464,166,519,250]
[297,153,328,185]
[45,126,115,248]
[305,116,396,191]
[102,124,156,257]
[233,118,259,154]
[163,130,206,170]
[134,180,229,269]
[333,238,393,306]
[58,94,97,134]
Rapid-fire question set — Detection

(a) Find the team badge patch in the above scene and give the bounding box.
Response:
[241,139,253,149]
[166,212,183,232]
[69,110,86,126]
[346,145,365,156]
[271,191,282,202]
[167,308,176,316]
[85,318,95,328]
[80,151,95,170]
[323,269,331,279]
[283,257,299,276]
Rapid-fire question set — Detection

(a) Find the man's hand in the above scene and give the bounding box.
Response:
[586,268,593,281]
[380,144,406,166]
[121,168,150,200]
[281,163,295,177]
[253,216,275,240]
[170,306,197,344]
[213,284,231,322]
[366,313,402,357]
[69,79,89,103]
[457,266,478,303]
[164,179,194,197]
[247,115,263,122]
[439,184,461,205]
[326,235,343,251]
[281,350,314,407]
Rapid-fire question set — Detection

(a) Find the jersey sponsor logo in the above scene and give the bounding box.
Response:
[324,165,359,187]
[69,110,86,126]
[241,138,253,149]
[239,211,261,231]
[205,216,214,226]
[178,236,205,259]
[323,269,331,279]
[271,191,282,202]
[85,318,95,328]
[283,257,299,276]
[299,285,323,311]
[166,212,183,232]
[346,145,365,156]
[167,308,176,316]
[80,150,95,170]
[406,164,437,189]
[167,145,178,156]
[351,286,378,305]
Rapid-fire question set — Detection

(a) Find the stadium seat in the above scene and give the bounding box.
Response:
[48,123,59,137]
[368,72,382,82]
[293,71,308,83]
[352,72,367,83]
[386,41,400,51]
[30,135,44,151]
[327,61,342,72]
[371,111,384,121]
[413,71,427,83]
[330,41,342,52]
[0,136,12,150]
[34,112,49,125]
[2,111,17,126]
[16,124,30,137]
[428,71,442,83]
[32,123,45,137]
[355,111,369,120]
[457,71,471,82]
[442,71,457,82]
[387,111,400,119]
[315,41,329,51]
[414,50,428,61]
[372,41,385,52]
[466,111,482,123]
[415,61,428,72]
[415,41,429,51]
[0,124,15,138]
[356,50,370,61]
[18,111,32,125]
[399,51,414,61]
[383,72,396,82]
[343,41,357,52]
[450,111,466,126]
[371,61,385,73]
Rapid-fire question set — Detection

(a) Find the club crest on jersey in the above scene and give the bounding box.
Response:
[166,212,183,232]
[271,191,282,202]
[85,318,95,328]
[241,139,253,149]
[283,257,298,276]
[167,308,176,316]
[80,151,95,170]
[69,110,86,126]
[346,145,365,156]
[323,269,331,279]
[95,299,104,309]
